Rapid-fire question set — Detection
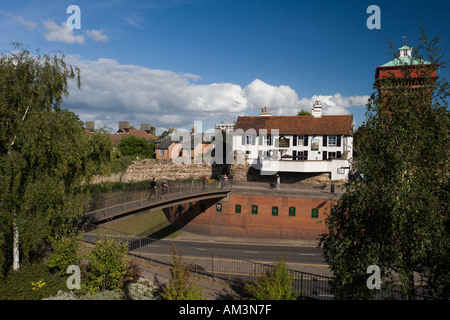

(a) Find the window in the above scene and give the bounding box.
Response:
[327,152,342,159]
[200,204,206,213]
[159,149,164,157]
[216,203,222,212]
[252,205,258,214]
[189,203,193,211]
[298,135,304,146]
[289,207,296,217]
[235,204,241,214]
[311,208,319,218]
[328,135,337,146]
[272,206,278,216]
[246,135,253,145]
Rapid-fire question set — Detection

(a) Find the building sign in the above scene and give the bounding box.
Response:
[278,136,290,148]
[311,138,319,151]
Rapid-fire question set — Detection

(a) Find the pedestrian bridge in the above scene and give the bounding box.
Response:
[84,181,231,224]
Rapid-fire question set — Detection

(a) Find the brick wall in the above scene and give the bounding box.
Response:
[164,192,332,240]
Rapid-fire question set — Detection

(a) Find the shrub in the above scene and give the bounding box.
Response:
[43,290,80,300]
[161,245,204,300]
[0,262,67,300]
[126,277,159,300]
[84,290,124,300]
[83,236,129,294]
[46,235,81,275]
[244,256,299,300]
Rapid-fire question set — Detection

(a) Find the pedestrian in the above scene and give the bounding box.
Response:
[201,175,207,190]
[276,174,280,190]
[147,177,157,201]
[223,174,228,189]
[160,179,168,200]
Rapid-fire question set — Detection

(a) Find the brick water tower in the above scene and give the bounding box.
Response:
[375,37,439,96]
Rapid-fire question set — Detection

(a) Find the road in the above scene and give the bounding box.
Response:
[151,238,331,276]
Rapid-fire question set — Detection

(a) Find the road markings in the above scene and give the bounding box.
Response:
[243,251,259,254]
[298,253,316,256]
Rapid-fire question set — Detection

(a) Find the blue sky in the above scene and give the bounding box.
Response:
[1,0,449,134]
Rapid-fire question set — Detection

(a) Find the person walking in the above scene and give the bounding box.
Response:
[276,174,280,190]
[223,174,228,189]
[160,179,168,200]
[201,175,207,190]
[147,177,157,201]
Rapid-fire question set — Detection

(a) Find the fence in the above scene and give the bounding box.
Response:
[83,223,435,300]
[83,223,336,300]
[84,179,230,222]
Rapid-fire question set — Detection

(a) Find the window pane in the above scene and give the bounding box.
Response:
[328,135,337,146]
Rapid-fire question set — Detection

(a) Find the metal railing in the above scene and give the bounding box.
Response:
[84,179,231,222]
[82,223,434,300]
[82,223,334,300]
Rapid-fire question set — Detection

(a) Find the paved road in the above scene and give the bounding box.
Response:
[147,237,331,276]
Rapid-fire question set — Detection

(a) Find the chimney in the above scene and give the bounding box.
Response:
[260,106,272,116]
[119,121,130,132]
[312,100,322,118]
[140,124,151,132]
[85,121,95,131]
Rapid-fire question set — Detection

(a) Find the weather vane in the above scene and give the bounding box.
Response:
[403,36,407,46]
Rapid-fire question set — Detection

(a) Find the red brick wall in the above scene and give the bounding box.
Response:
[164,193,332,240]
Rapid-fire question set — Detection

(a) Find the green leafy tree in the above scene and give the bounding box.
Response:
[0,44,113,277]
[117,135,155,159]
[244,256,299,300]
[297,109,312,116]
[319,29,449,299]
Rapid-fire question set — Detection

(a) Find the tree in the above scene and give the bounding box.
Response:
[0,44,113,276]
[117,135,155,159]
[319,29,449,299]
[297,109,312,116]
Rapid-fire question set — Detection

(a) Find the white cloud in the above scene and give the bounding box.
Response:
[42,20,85,44]
[86,29,108,42]
[0,11,37,30]
[64,56,369,132]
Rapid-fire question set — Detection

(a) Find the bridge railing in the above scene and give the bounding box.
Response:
[86,179,230,213]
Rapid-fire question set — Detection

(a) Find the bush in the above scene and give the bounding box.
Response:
[244,256,299,300]
[84,290,124,300]
[161,245,204,300]
[46,235,81,275]
[0,262,68,300]
[83,236,129,294]
[126,277,160,300]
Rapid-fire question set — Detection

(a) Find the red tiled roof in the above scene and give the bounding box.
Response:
[234,115,353,135]
[109,129,158,144]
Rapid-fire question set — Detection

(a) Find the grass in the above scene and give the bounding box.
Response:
[102,209,183,239]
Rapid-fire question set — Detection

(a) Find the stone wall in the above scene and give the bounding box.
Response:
[90,157,330,185]
[121,159,215,182]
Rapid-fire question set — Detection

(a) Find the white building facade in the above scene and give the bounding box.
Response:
[232,101,354,180]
